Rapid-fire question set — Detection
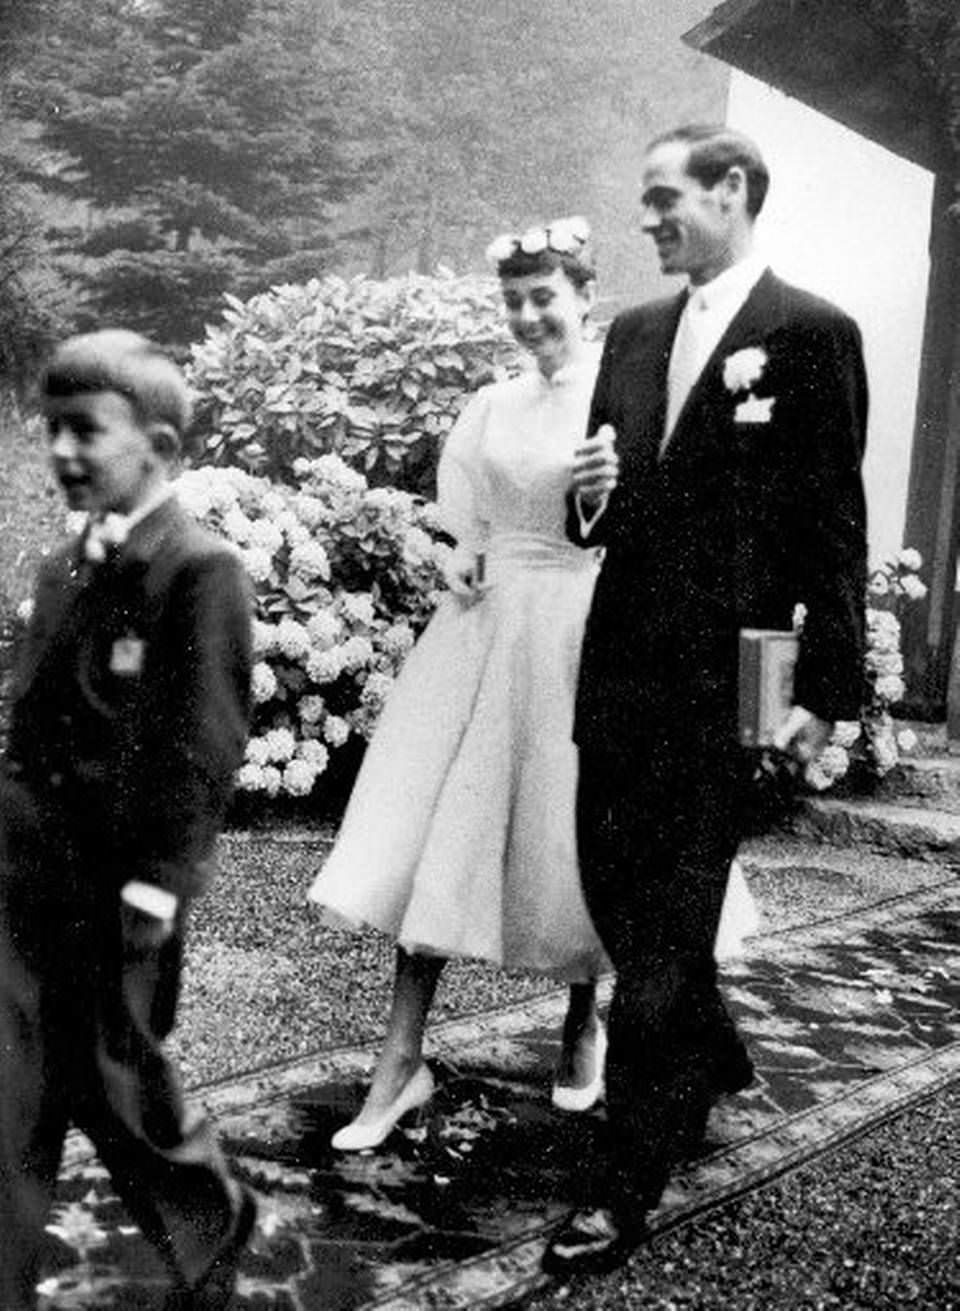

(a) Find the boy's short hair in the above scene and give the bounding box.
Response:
[41,330,194,440]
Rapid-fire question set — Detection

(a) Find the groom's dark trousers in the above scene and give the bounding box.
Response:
[576,713,750,1210]
[569,269,868,1214]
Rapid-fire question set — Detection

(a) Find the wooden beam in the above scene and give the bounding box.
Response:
[685,0,951,174]
[901,174,960,721]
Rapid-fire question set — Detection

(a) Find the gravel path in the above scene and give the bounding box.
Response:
[172,828,951,1090]
[172,828,562,1087]
[146,828,960,1308]
[525,1083,959,1311]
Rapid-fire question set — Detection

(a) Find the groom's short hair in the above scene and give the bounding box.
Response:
[649,124,770,219]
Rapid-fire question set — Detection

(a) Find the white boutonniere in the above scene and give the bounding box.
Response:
[724,347,775,424]
[734,394,776,424]
[723,347,767,393]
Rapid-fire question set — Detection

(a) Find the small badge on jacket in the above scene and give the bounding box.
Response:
[110,634,145,676]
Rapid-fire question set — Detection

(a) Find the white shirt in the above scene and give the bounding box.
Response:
[579,254,768,533]
[84,484,176,562]
[664,253,768,446]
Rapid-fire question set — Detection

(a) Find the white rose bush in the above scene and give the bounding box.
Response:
[175,456,449,812]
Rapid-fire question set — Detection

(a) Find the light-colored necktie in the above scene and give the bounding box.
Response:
[663,288,708,453]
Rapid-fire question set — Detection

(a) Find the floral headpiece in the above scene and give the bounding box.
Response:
[485,215,591,268]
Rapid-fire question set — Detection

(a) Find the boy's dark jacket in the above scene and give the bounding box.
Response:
[5,495,252,900]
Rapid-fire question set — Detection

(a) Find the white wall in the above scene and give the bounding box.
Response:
[727,73,934,565]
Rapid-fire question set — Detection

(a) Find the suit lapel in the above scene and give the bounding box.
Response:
[118,494,184,572]
[14,540,94,693]
[660,269,785,467]
[620,292,686,471]
[15,498,186,696]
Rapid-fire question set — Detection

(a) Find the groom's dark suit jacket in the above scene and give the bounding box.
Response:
[570,269,868,757]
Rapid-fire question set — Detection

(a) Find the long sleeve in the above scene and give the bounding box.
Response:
[789,313,869,722]
[133,549,253,898]
[437,388,492,548]
[565,317,624,549]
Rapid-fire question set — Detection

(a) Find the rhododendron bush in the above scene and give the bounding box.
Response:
[187,272,520,498]
[175,458,449,806]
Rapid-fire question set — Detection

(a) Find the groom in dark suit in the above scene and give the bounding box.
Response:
[545,124,868,1274]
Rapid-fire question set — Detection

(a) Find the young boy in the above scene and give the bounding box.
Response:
[0,330,255,1309]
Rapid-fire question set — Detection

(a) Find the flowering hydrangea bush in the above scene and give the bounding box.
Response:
[186,272,520,498]
[175,457,449,804]
[805,548,926,790]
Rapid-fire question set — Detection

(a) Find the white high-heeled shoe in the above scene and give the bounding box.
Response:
[331,1063,435,1152]
[551,1024,607,1113]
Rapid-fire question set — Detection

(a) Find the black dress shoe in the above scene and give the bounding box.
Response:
[164,1189,257,1310]
[713,1045,754,1095]
[541,1207,648,1278]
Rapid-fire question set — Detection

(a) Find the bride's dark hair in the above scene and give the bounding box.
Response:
[488,217,596,289]
[495,245,596,290]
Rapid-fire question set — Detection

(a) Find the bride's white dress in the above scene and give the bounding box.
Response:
[308,349,758,978]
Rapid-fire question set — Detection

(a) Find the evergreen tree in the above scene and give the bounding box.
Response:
[331,0,721,286]
[7,0,365,344]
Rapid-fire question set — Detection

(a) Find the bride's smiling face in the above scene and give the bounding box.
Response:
[500,268,595,378]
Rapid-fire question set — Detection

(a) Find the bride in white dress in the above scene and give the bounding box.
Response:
[309,217,757,1150]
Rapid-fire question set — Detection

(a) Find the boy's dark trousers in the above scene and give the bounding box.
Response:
[0,787,243,1310]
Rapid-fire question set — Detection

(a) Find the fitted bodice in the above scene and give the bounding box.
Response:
[437,347,601,550]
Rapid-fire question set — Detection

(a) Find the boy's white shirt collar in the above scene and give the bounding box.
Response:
[123,482,175,532]
[99,482,175,536]
[85,484,175,558]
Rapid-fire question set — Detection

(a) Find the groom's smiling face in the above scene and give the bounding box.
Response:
[640,141,739,286]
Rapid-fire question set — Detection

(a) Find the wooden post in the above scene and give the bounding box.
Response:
[900,173,960,725]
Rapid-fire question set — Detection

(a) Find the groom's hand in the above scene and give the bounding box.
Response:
[572,424,619,506]
[773,705,833,764]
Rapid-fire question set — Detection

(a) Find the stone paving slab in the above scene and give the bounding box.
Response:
[792,797,960,861]
[38,876,959,1309]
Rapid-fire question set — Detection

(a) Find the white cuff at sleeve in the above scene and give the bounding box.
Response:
[121,880,179,921]
[575,492,608,539]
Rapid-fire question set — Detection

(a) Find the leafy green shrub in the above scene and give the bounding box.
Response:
[174,459,449,810]
[187,272,521,498]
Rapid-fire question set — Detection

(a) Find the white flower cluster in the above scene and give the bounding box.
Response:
[723,347,767,394]
[808,548,927,790]
[485,216,590,267]
[868,547,927,603]
[176,460,445,802]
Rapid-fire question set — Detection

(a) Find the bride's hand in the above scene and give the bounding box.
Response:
[443,547,490,604]
[572,424,619,505]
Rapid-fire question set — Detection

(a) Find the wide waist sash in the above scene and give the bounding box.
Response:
[485,532,601,573]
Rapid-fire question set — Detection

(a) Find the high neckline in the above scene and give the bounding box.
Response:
[534,341,602,388]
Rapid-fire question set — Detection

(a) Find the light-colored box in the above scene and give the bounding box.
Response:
[738,629,799,747]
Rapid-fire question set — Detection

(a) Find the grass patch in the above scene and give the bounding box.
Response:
[0,392,63,609]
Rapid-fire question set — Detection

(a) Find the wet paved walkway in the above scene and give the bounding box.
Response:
[40,874,959,1308]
